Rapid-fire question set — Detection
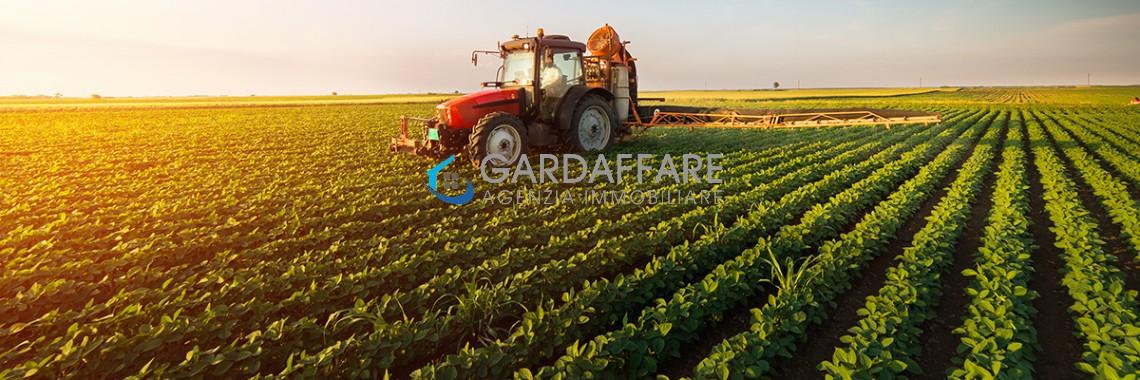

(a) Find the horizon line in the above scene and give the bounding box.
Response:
[6,84,1139,99]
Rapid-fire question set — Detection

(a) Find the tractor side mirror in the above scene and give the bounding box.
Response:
[471,50,500,67]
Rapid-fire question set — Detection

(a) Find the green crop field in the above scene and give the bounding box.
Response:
[0,94,457,110]
[3,87,1140,379]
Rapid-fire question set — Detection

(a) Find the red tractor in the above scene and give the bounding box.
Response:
[390,25,637,166]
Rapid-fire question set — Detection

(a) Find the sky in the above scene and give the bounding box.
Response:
[1,0,1139,97]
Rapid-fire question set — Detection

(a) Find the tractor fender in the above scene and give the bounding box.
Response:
[556,85,614,130]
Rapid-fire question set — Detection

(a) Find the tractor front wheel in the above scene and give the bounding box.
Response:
[564,95,617,153]
[467,112,528,167]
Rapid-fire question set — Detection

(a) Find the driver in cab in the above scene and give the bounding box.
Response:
[540,50,569,119]
[541,50,566,93]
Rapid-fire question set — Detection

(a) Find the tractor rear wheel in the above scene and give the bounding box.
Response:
[467,112,528,167]
[564,95,617,153]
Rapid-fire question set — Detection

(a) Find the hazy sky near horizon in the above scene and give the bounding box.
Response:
[2,0,1139,96]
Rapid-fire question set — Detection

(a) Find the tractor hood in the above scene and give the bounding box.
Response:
[436,88,523,130]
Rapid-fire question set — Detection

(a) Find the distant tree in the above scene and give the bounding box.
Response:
[331,91,338,96]
[773,82,780,90]
[54,93,62,98]
[91,94,102,99]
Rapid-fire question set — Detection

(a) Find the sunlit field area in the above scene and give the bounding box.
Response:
[3,87,1140,378]
[0,94,456,110]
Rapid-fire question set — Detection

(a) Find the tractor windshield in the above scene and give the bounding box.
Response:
[499,51,535,86]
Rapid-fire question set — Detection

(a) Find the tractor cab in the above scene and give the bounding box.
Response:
[492,32,588,123]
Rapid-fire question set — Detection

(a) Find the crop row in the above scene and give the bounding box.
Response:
[1026,114,1140,377]
[523,110,985,378]
[1039,112,1140,261]
[945,110,1037,378]
[1066,113,1140,188]
[816,111,1002,378]
[690,110,999,379]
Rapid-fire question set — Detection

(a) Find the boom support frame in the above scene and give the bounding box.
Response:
[625,108,940,133]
